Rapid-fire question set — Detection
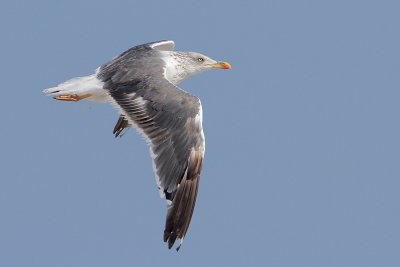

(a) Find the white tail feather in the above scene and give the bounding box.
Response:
[43,73,109,103]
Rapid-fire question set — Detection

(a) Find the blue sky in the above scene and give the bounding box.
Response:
[1,0,399,266]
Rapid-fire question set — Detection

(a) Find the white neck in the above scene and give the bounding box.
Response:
[160,51,193,85]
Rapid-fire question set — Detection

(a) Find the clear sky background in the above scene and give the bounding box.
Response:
[1,0,399,266]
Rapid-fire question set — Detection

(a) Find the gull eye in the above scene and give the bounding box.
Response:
[197,57,204,62]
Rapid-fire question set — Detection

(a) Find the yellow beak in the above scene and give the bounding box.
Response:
[211,62,231,69]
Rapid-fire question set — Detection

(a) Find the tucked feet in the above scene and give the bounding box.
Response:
[54,93,92,102]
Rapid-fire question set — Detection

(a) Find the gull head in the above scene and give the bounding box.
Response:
[161,51,231,85]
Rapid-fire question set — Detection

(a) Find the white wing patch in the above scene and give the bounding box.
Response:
[150,40,175,51]
[196,101,206,152]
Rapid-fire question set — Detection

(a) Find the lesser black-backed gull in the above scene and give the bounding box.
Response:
[43,40,231,251]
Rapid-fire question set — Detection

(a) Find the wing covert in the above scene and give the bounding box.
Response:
[98,52,205,249]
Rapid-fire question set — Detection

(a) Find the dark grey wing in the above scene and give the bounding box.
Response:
[112,40,174,138]
[98,43,205,250]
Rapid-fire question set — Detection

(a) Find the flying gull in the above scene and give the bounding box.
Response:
[43,40,231,250]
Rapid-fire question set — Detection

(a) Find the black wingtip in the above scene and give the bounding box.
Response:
[113,115,129,138]
[163,150,203,252]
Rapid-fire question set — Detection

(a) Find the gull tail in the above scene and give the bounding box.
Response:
[43,72,109,103]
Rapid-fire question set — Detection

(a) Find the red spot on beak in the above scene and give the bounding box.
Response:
[212,62,231,69]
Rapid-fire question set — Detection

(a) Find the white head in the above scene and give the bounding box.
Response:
[161,51,231,85]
